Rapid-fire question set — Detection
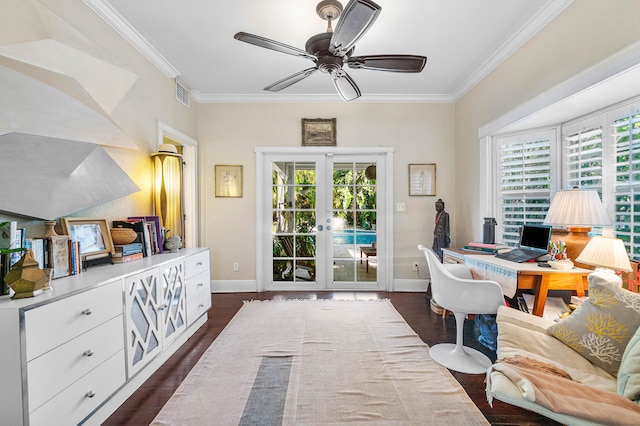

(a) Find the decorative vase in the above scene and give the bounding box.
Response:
[165,235,182,253]
[41,220,58,238]
[5,250,50,299]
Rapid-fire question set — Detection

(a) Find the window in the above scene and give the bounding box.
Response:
[563,124,603,191]
[613,108,640,258]
[495,130,555,246]
[490,97,640,259]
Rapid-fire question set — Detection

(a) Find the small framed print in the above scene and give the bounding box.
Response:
[61,217,115,259]
[215,165,243,197]
[409,164,436,196]
[302,118,336,146]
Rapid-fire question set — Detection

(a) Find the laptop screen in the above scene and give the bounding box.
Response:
[519,224,552,252]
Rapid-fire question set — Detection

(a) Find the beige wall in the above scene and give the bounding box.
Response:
[454,0,640,246]
[197,103,455,283]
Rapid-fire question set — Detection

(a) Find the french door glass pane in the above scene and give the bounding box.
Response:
[332,162,377,283]
[272,161,317,283]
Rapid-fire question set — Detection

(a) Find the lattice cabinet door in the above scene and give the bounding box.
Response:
[124,267,162,378]
[160,259,187,348]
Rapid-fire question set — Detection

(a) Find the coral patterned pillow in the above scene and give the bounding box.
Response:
[548,273,640,377]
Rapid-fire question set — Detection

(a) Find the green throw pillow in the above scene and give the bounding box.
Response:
[548,273,640,377]
[618,325,640,400]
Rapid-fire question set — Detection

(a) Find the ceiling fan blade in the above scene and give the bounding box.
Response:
[330,0,381,57]
[348,55,427,73]
[234,32,316,60]
[333,70,361,101]
[264,67,318,92]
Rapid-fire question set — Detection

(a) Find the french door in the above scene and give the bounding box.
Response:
[256,147,393,291]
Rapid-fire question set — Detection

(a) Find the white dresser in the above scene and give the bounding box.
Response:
[0,248,211,426]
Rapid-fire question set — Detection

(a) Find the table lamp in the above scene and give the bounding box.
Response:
[544,188,611,268]
[576,236,632,286]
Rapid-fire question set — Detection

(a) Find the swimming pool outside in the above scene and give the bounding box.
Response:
[333,230,376,245]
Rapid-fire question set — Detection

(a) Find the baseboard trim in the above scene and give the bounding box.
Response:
[210,279,430,293]
[211,280,258,293]
[392,278,430,292]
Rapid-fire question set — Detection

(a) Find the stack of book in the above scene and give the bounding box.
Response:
[463,241,510,254]
[113,242,144,263]
[112,216,163,258]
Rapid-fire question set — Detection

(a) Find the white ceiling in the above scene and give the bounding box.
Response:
[87,0,573,103]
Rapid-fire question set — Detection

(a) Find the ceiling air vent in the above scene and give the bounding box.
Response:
[176,79,190,108]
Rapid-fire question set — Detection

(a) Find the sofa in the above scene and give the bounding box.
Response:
[486,273,640,426]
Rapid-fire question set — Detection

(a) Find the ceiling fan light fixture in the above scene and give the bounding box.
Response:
[234,0,426,102]
[316,0,343,21]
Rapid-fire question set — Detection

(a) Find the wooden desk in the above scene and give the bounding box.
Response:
[442,249,590,317]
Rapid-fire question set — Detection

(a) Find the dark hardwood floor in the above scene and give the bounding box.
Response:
[103,291,559,425]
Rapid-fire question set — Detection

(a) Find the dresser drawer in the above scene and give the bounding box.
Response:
[23,280,123,361]
[186,270,210,301]
[29,350,126,426]
[27,315,125,412]
[187,289,211,326]
[185,250,209,279]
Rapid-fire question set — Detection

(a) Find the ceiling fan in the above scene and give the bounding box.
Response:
[233,0,427,101]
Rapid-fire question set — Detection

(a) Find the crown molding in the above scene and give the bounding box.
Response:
[452,0,574,101]
[191,91,454,104]
[83,0,180,78]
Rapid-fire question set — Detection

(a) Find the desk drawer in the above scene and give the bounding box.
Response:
[29,350,125,426]
[23,280,123,361]
[27,315,124,412]
[185,251,209,279]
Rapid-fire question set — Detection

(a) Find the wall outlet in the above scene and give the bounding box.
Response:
[412,262,419,271]
[233,262,239,272]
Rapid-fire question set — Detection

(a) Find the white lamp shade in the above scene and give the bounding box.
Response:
[576,236,632,272]
[544,189,611,226]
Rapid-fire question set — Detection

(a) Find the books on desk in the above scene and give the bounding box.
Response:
[463,242,510,254]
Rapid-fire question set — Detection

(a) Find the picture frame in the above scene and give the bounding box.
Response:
[408,163,436,196]
[302,118,336,146]
[61,217,115,260]
[215,165,243,197]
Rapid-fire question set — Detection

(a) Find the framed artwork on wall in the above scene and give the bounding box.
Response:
[302,118,336,146]
[215,165,243,197]
[408,163,436,196]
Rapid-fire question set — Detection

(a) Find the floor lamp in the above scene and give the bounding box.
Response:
[543,188,611,269]
[151,144,184,245]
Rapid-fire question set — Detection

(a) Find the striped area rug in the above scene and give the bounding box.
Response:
[152,299,489,425]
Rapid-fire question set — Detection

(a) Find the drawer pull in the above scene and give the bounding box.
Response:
[196,261,203,266]
[83,349,94,357]
[197,283,204,287]
[158,304,168,311]
[81,308,93,316]
[85,390,96,398]
[199,303,204,308]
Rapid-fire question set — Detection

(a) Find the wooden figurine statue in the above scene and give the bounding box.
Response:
[432,199,450,261]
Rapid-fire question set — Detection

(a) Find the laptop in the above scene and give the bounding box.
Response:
[495,224,552,263]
